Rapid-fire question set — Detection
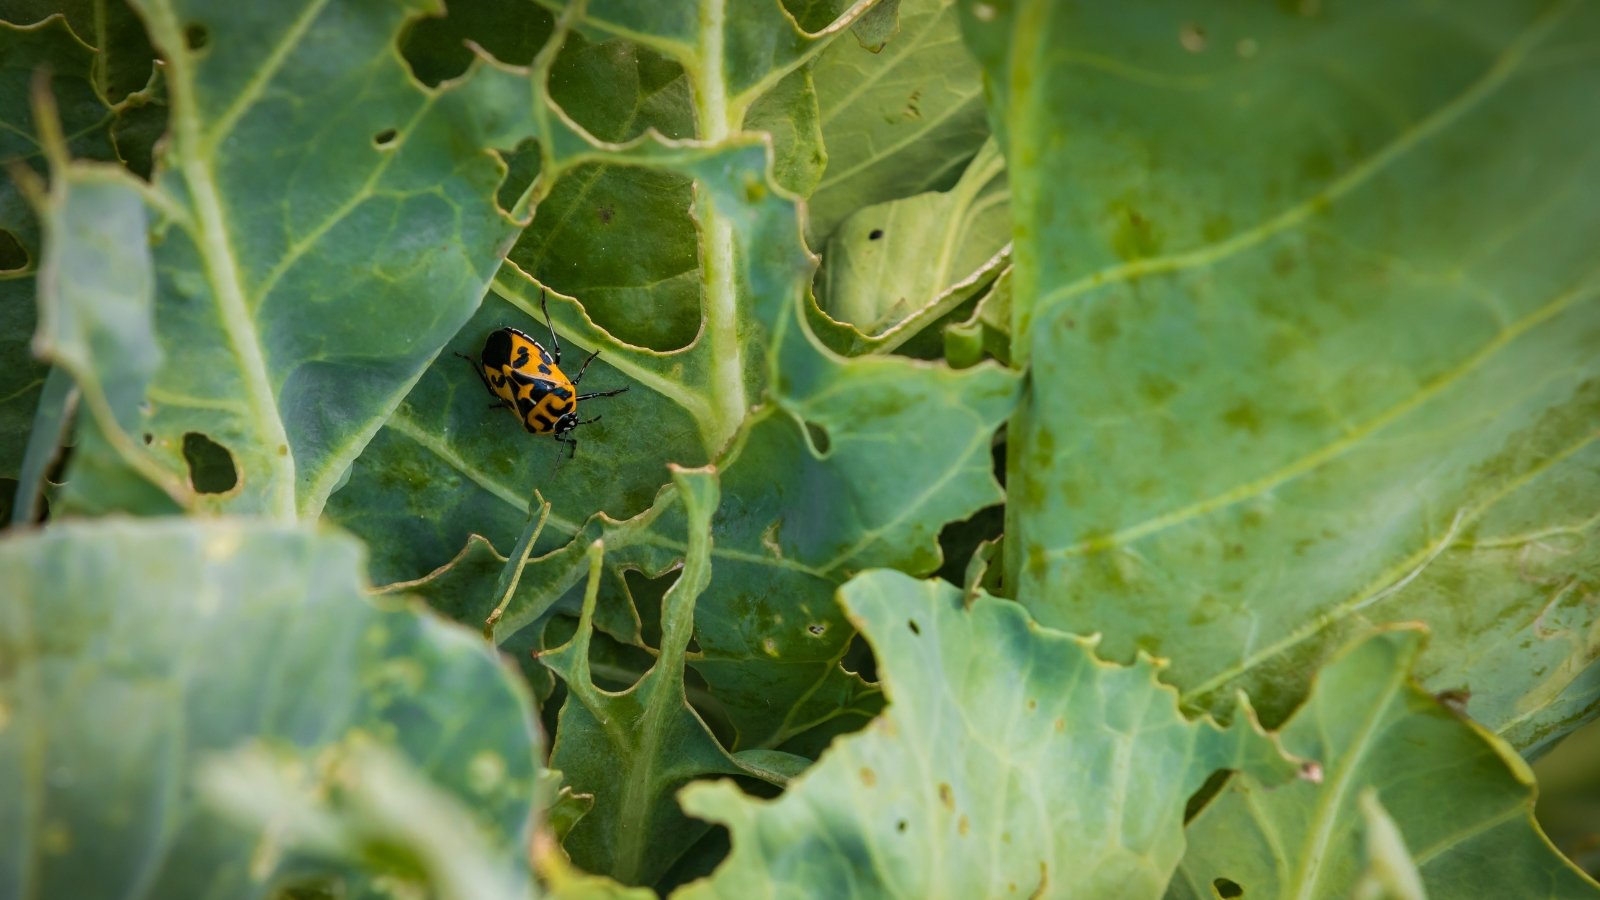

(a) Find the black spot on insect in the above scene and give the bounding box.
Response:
[868,229,884,240]
[512,345,532,368]
[482,330,515,368]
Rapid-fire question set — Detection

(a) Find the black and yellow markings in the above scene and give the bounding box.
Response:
[454,289,629,459]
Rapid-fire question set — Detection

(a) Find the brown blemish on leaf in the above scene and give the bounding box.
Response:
[938,782,954,809]
[860,767,876,787]
[1030,862,1049,898]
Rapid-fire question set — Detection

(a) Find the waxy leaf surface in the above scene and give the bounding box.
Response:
[965,0,1600,750]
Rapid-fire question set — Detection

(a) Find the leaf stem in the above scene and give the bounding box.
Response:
[689,0,747,452]
[146,0,298,518]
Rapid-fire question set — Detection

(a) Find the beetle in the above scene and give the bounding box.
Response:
[456,290,627,459]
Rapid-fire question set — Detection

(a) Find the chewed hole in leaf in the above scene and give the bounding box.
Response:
[183,23,209,51]
[868,228,884,240]
[907,619,921,636]
[494,138,540,215]
[1213,877,1244,898]
[896,819,908,832]
[803,420,831,457]
[0,229,28,271]
[806,623,827,637]
[373,128,398,148]
[182,432,238,494]
[397,3,551,87]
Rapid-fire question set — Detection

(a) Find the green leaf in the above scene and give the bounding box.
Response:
[2,1,156,102]
[676,570,1305,899]
[330,7,1018,758]
[510,27,698,353]
[814,135,1008,351]
[944,263,1013,368]
[539,467,747,886]
[966,0,1600,748]
[1352,791,1428,900]
[202,742,535,900]
[31,158,188,515]
[79,0,557,519]
[745,65,827,198]
[1172,628,1599,899]
[806,0,989,244]
[0,15,127,492]
[0,518,539,898]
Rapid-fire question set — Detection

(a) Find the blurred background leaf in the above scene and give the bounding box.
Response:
[0,519,540,899]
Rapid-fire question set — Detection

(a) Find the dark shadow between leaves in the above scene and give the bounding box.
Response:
[0,229,29,272]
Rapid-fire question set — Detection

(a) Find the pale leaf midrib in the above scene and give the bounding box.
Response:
[690,0,747,453]
[813,85,985,193]
[201,0,333,151]
[815,2,960,129]
[1287,665,1408,900]
[1409,802,1523,867]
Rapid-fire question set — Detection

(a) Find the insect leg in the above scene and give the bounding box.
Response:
[455,351,496,398]
[571,347,602,385]
[539,288,562,364]
[551,433,578,466]
[575,386,628,403]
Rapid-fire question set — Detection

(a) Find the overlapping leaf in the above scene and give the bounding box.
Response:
[676,571,1304,899]
[806,0,989,244]
[813,136,1008,354]
[0,15,137,512]
[964,0,1600,748]
[330,3,1019,762]
[540,467,759,886]
[1172,628,1599,898]
[0,519,540,899]
[30,153,187,516]
[42,0,589,519]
